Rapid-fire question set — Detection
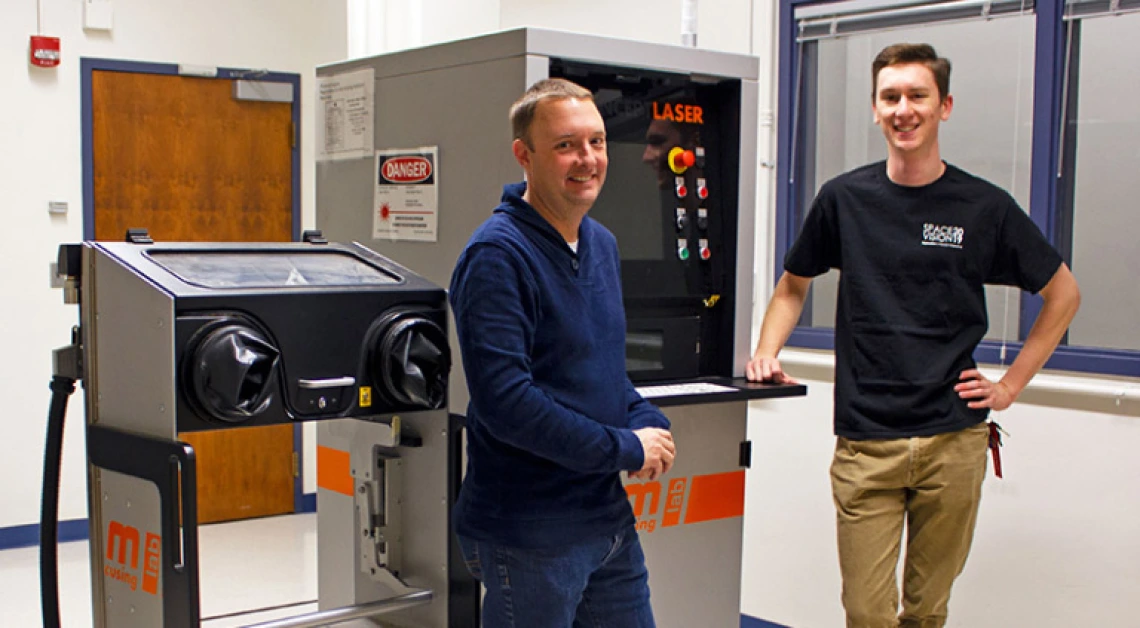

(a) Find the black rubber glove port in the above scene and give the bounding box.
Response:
[372,311,449,410]
[188,324,280,423]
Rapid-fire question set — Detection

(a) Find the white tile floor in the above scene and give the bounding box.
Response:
[2,513,319,628]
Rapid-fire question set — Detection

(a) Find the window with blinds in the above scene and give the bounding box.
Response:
[775,0,1140,375]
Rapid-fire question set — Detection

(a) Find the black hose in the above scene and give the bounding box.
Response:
[40,375,76,628]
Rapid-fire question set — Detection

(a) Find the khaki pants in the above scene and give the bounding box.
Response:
[831,422,990,628]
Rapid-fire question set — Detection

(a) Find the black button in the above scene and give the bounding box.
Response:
[571,259,580,271]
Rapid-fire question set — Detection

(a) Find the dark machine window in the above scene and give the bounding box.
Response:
[149,250,399,289]
[551,60,742,380]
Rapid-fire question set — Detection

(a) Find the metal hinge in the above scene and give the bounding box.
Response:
[292,452,300,477]
[290,121,297,149]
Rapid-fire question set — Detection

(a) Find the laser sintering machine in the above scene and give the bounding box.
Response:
[316,28,806,627]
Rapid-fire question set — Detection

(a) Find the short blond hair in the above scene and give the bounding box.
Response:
[509,78,594,148]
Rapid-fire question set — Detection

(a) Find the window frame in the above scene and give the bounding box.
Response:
[773,0,1140,377]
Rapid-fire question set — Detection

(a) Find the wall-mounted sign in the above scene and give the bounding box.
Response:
[373,147,439,242]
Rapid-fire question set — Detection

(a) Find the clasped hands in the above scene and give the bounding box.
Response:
[629,428,675,482]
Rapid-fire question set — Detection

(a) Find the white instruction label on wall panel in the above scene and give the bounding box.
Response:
[316,68,374,161]
[373,147,439,242]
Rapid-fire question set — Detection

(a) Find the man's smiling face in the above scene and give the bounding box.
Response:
[873,62,953,157]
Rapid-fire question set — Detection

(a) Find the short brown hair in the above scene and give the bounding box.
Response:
[872,43,951,103]
[509,78,594,148]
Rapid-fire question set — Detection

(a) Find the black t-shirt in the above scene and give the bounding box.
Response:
[787,162,1063,439]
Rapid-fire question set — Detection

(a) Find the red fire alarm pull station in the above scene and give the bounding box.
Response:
[30,35,61,68]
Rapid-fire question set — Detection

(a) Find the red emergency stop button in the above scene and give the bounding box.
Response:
[699,238,711,260]
[668,147,696,174]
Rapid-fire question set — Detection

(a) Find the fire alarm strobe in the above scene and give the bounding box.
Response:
[30,35,61,68]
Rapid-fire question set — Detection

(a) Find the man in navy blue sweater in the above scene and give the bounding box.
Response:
[449,78,676,627]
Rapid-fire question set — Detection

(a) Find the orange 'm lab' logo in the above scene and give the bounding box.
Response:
[626,470,745,533]
[105,520,160,595]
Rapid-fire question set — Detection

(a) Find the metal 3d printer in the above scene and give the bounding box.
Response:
[316,28,806,628]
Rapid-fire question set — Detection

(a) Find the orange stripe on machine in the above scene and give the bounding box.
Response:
[316,445,355,497]
[683,470,745,524]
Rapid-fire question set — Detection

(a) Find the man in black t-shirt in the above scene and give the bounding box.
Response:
[746,44,1080,627]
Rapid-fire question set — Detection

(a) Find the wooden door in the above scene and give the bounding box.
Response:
[91,69,296,523]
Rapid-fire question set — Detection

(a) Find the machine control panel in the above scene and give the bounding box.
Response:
[554,60,747,382]
[551,59,742,381]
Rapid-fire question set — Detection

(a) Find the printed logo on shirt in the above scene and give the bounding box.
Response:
[922,223,964,249]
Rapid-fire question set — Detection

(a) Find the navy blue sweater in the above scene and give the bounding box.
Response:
[449,182,670,548]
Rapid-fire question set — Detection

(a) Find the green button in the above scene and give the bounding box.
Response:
[678,248,690,261]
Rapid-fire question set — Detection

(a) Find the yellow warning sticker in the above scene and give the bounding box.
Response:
[359,386,372,408]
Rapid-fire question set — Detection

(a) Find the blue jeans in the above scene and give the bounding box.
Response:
[457,525,656,628]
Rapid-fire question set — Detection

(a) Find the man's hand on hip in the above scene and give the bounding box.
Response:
[955,368,1016,411]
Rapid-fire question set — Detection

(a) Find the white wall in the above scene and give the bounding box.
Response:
[743,360,1140,627]
[499,0,754,54]
[346,0,501,59]
[0,0,346,529]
